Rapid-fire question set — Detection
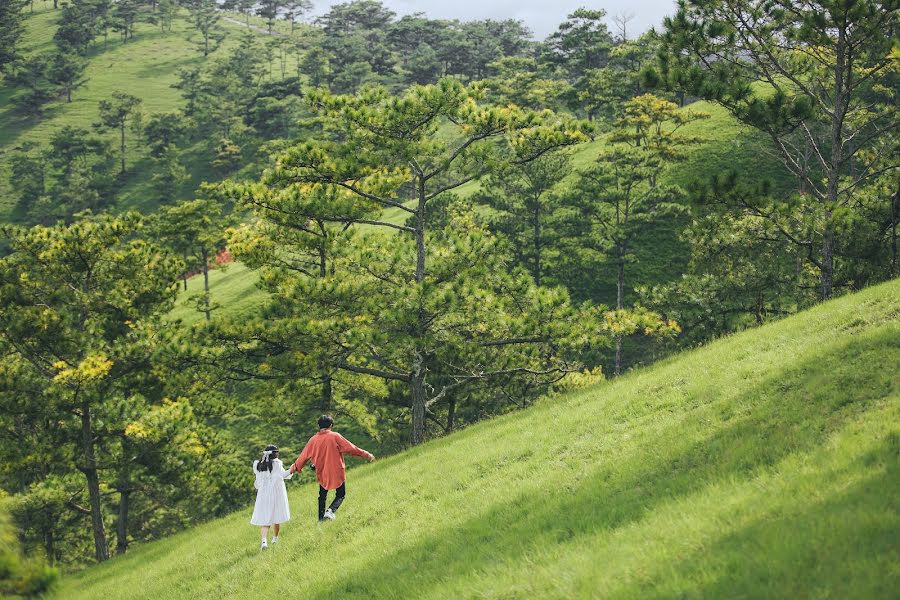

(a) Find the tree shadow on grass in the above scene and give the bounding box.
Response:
[643,434,899,600]
[310,326,898,598]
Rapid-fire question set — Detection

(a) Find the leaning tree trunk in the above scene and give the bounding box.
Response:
[79,397,109,562]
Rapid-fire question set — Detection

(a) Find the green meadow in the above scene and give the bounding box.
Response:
[62,278,900,599]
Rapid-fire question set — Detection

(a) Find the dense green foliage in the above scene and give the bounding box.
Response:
[61,279,900,598]
[0,0,896,582]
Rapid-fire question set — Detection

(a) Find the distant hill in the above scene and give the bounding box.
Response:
[62,278,899,598]
[0,2,289,222]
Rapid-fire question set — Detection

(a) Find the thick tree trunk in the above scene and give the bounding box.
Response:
[80,398,109,562]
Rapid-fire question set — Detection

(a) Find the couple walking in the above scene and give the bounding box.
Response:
[250,414,375,549]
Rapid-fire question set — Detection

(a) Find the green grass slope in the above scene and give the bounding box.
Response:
[0,2,298,221]
[63,278,899,599]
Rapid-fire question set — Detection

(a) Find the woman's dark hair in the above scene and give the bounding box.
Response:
[256,444,278,472]
[318,415,334,429]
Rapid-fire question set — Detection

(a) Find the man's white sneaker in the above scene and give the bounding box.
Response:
[260,541,268,550]
[271,536,279,544]
[323,509,336,521]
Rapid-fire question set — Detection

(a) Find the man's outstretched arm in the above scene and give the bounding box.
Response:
[336,435,375,462]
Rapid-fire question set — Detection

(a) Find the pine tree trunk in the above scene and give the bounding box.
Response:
[616,256,624,310]
[116,489,130,555]
[821,219,834,300]
[446,396,456,433]
[411,175,428,445]
[44,530,54,564]
[120,126,126,174]
[202,247,211,320]
[891,181,898,277]
[410,359,426,446]
[321,373,332,411]
[533,200,542,286]
[80,397,109,562]
[755,290,764,325]
[615,244,625,376]
[821,25,847,301]
[614,336,622,377]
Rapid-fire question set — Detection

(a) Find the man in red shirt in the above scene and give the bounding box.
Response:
[290,415,375,521]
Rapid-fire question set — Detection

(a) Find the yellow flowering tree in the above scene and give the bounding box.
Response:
[0,214,181,562]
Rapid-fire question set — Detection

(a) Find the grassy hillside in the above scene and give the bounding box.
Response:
[0,2,298,221]
[63,278,899,599]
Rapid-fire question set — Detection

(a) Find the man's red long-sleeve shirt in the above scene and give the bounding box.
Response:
[293,429,373,490]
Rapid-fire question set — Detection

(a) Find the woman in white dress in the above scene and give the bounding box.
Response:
[251,445,293,550]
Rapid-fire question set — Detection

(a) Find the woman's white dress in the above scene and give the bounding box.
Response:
[250,458,293,525]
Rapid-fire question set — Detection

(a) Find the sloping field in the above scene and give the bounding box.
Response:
[63,278,899,599]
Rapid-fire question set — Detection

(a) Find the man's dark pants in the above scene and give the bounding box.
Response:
[318,483,346,520]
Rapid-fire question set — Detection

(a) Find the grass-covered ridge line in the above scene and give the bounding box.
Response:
[0,2,293,221]
[63,279,899,598]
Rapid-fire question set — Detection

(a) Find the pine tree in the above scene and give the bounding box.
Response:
[222,79,593,444]
[658,0,899,299]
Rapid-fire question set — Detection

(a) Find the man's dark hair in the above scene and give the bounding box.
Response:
[317,414,334,429]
